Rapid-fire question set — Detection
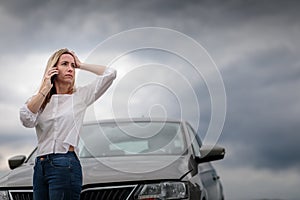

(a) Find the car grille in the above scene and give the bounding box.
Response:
[81,185,137,200]
[9,191,33,200]
[9,185,137,200]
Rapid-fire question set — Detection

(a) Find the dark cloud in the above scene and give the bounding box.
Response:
[217,42,300,171]
[1,0,300,198]
[1,0,299,158]
[1,0,299,55]
[1,0,299,170]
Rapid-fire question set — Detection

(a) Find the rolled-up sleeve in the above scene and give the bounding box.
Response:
[80,67,117,106]
[20,104,39,128]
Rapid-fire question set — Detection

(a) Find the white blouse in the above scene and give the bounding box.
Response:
[20,68,116,157]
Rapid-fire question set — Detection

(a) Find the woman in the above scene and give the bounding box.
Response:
[19,48,116,200]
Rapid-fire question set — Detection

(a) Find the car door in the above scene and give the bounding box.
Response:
[199,162,223,200]
[186,123,223,200]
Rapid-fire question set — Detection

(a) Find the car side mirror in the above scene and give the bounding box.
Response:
[196,145,225,163]
[8,155,26,170]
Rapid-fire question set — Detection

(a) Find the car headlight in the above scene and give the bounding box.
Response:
[137,182,188,199]
[0,191,9,200]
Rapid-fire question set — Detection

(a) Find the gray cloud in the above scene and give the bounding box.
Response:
[2,0,299,55]
[1,0,300,198]
[0,132,35,146]
[218,42,300,171]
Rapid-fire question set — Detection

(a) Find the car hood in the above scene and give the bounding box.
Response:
[0,155,192,187]
[82,155,191,185]
[0,164,34,187]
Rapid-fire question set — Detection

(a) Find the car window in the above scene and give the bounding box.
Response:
[79,121,186,157]
[25,148,37,164]
[186,124,201,157]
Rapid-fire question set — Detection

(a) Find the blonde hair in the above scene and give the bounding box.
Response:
[41,48,76,110]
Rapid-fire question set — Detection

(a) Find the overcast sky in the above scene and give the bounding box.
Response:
[0,0,300,199]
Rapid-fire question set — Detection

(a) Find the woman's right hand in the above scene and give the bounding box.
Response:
[26,66,58,114]
[40,66,58,94]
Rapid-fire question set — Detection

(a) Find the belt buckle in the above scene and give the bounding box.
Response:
[40,156,46,161]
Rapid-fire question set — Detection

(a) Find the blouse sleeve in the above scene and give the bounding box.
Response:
[19,102,39,128]
[79,67,117,106]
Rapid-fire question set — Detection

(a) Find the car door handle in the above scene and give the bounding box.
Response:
[213,175,220,181]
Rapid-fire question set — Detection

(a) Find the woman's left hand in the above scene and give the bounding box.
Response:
[70,51,82,68]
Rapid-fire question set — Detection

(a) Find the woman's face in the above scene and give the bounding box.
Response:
[55,53,76,85]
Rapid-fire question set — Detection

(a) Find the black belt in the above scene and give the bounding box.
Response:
[38,151,75,161]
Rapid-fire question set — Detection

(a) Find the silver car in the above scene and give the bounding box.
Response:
[0,118,225,200]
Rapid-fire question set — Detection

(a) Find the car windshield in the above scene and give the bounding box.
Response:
[25,121,186,163]
[78,121,186,158]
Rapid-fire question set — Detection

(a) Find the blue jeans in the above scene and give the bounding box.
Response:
[33,151,82,200]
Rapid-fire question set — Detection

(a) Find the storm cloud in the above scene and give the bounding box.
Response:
[0,0,300,199]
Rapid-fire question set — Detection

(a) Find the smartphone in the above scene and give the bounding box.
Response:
[51,66,57,84]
